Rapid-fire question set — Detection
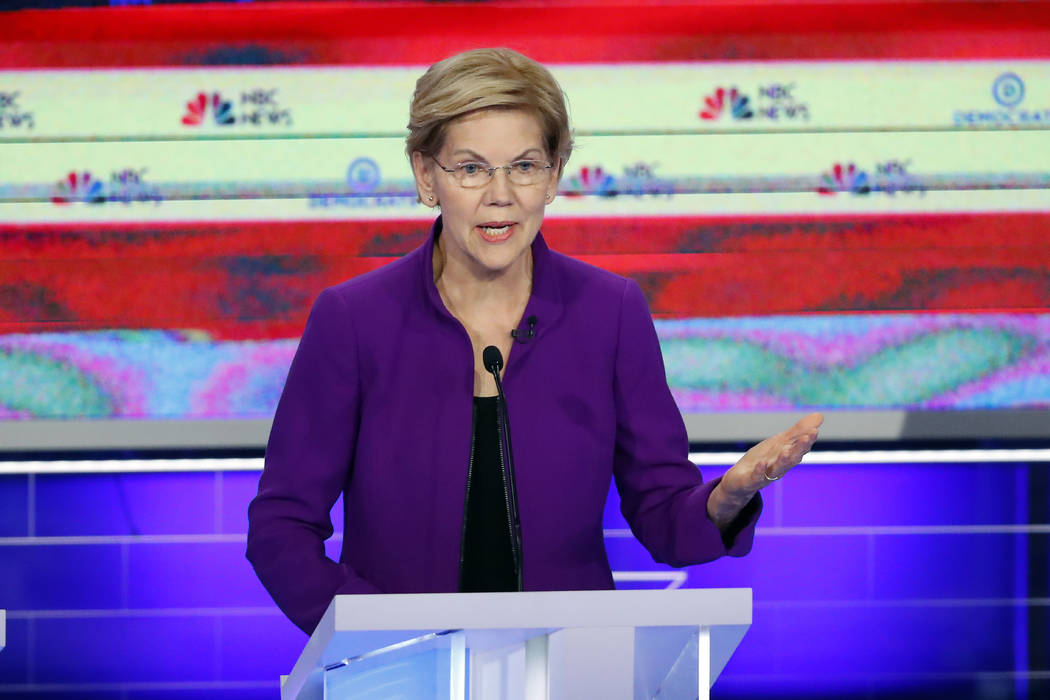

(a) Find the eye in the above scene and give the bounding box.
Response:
[513,161,536,173]
[459,163,484,176]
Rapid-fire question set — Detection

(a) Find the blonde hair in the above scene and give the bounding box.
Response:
[406,48,573,174]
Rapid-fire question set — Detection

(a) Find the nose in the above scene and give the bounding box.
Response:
[483,167,514,206]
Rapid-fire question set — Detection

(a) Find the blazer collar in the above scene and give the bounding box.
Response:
[420,216,564,335]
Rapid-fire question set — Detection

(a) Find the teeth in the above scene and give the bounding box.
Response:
[481,225,510,236]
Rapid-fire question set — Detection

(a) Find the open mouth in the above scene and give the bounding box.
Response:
[476,222,516,241]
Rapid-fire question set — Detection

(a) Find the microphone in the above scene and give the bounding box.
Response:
[482,345,524,592]
[482,345,504,374]
[510,315,537,343]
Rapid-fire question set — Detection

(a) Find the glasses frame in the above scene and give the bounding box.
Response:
[432,156,554,189]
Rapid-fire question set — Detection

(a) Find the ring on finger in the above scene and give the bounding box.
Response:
[764,471,780,481]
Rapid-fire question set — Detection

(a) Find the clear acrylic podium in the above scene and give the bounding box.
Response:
[281,588,751,700]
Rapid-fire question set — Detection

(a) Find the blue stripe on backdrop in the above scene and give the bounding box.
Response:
[0,460,1046,698]
[125,542,270,609]
[0,617,27,685]
[0,476,28,538]
[2,545,124,610]
[34,473,217,537]
[221,472,259,535]
[775,462,1027,527]
[35,615,215,684]
[1013,464,1030,700]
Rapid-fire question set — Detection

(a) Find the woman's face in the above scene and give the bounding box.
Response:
[412,108,559,279]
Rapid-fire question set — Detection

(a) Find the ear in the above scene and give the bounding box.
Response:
[411,151,438,207]
[546,156,563,205]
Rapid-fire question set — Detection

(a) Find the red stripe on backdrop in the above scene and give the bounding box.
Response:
[2,213,1048,338]
[1,1,1049,67]
[585,249,1050,317]
[4,213,1048,259]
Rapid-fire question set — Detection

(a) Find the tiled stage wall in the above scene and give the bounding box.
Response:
[0,456,1047,699]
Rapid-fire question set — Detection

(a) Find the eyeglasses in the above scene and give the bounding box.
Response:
[433,157,553,188]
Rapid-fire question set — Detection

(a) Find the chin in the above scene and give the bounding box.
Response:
[476,251,524,274]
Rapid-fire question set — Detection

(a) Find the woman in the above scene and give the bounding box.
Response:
[247,48,822,635]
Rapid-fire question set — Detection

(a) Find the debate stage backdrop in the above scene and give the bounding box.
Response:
[1,2,1049,443]
[0,2,1048,698]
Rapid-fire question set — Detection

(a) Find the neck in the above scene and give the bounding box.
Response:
[433,238,533,316]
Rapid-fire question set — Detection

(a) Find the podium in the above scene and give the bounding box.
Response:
[0,609,5,654]
[281,589,751,700]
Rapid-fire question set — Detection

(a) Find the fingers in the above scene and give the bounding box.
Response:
[778,412,823,458]
[754,443,798,482]
[760,413,823,482]
[786,412,823,440]
[724,414,826,495]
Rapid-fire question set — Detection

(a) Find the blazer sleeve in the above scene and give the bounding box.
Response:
[246,287,381,635]
[611,279,761,567]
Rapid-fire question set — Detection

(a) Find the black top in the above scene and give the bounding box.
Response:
[459,396,517,592]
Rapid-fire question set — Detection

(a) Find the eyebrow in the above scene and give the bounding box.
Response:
[450,148,544,162]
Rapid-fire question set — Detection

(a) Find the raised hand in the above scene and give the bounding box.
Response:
[706,413,824,530]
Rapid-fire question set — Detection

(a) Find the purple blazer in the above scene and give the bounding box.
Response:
[247,217,761,634]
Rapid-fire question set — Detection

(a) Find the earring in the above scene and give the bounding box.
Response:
[428,195,434,202]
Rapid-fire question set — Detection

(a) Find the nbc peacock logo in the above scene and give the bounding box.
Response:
[181,91,236,127]
[565,165,618,197]
[51,171,106,205]
[817,163,871,196]
[699,87,754,121]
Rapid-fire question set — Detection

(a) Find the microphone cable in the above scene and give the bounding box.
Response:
[483,345,524,591]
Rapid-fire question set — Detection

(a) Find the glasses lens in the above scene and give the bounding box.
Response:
[457,163,488,187]
[450,161,550,188]
[508,161,549,186]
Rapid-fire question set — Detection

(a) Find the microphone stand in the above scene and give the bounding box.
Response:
[483,345,524,592]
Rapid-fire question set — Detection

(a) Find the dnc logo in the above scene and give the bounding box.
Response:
[954,72,1050,126]
[991,73,1024,108]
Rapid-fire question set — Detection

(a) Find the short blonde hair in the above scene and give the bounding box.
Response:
[406,48,573,173]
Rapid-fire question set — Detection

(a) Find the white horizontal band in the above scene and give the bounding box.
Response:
[688,448,1050,466]
[0,457,263,474]
[0,448,1048,474]
[2,61,1048,139]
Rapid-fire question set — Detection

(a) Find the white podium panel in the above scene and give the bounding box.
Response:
[281,589,751,700]
[0,609,5,653]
